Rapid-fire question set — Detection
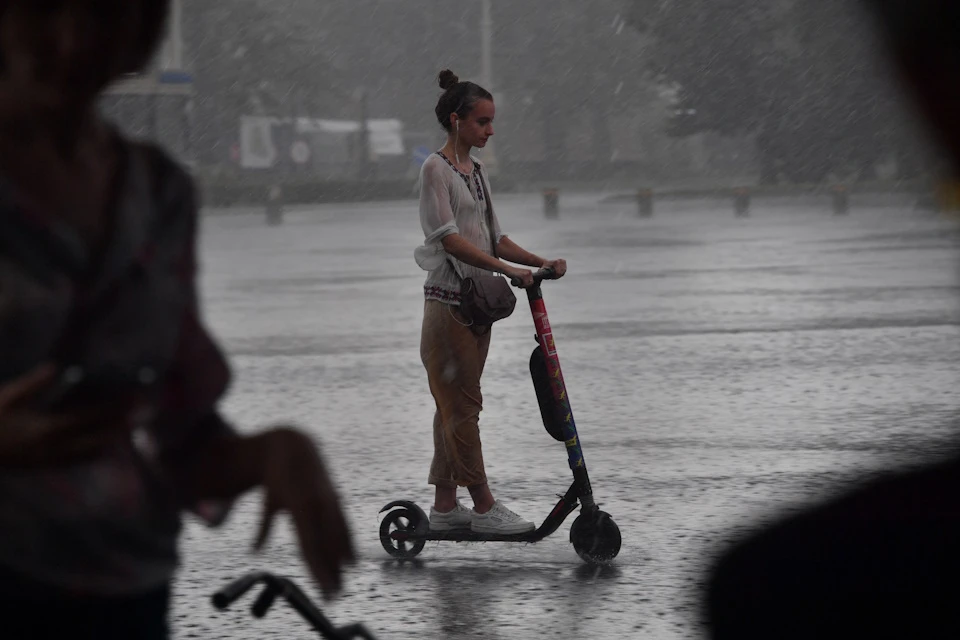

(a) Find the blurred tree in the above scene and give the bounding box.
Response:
[494,0,657,179]
[625,0,929,184]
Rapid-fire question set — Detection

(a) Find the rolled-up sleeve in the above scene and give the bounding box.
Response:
[419,159,459,244]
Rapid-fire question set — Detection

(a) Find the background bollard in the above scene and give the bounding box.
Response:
[266,184,284,226]
[832,185,850,215]
[733,187,750,218]
[637,188,654,217]
[938,180,960,217]
[544,188,559,219]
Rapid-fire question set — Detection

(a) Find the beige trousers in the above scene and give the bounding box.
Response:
[420,300,491,488]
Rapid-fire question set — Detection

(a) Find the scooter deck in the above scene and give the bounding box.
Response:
[400,527,542,544]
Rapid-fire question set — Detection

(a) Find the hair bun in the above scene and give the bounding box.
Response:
[438,69,459,91]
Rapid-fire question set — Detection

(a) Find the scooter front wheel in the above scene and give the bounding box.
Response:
[570,510,622,565]
[379,506,427,560]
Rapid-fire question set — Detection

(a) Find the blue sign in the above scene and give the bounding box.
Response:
[158,70,194,85]
[412,145,432,168]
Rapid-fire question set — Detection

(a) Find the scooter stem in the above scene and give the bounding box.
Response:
[524,281,589,479]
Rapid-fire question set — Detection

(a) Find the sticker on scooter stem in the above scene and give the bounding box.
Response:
[542,332,557,356]
[534,312,551,332]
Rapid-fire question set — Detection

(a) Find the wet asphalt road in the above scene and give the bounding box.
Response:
[171,192,960,639]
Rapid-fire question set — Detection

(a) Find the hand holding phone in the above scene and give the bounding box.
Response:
[0,364,142,469]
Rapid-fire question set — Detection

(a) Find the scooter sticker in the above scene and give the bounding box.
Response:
[542,332,557,356]
[534,312,551,332]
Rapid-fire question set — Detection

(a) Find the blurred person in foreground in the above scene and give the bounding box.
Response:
[0,1,353,637]
[706,1,960,638]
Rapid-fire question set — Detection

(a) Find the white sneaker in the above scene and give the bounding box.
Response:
[429,499,473,531]
[471,500,536,535]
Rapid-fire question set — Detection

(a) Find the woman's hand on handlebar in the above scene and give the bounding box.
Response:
[507,260,566,287]
[506,266,535,288]
[541,259,567,278]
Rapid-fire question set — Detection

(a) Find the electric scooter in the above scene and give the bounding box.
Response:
[378,267,622,564]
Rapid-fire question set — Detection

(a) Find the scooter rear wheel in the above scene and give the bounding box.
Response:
[379,507,427,559]
[570,510,622,565]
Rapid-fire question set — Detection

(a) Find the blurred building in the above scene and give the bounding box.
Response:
[108,1,754,191]
[100,0,195,166]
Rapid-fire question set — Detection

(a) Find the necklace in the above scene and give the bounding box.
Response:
[440,147,473,174]
[436,151,485,204]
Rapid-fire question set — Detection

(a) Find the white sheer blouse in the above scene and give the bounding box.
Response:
[414,152,506,305]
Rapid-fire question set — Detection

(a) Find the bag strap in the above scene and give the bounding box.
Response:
[446,161,500,281]
[476,164,500,261]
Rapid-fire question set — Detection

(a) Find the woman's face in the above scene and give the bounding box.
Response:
[0,2,157,113]
[453,99,495,149]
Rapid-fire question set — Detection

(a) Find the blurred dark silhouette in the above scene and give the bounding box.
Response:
[706,1,960,637]
[0,3,353,638]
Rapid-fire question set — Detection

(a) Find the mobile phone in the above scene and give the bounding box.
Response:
[35,366,87,410]
[36,366,156,410]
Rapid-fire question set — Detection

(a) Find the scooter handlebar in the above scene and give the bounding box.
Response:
[510,266,557,288]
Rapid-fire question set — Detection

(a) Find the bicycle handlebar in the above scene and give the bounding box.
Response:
[212,571,267,609]
[212,572,379,640]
